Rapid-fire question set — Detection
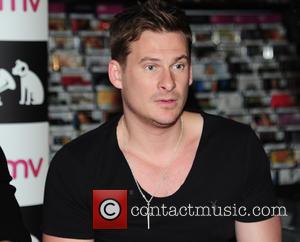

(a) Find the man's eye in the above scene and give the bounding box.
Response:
[145,65,157,71]
[173,63,185,70]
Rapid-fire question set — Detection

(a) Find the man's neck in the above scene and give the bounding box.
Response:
[120,112,185,165]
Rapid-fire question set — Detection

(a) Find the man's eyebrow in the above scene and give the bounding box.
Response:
[174,55,189,62]
[139,55,189,64]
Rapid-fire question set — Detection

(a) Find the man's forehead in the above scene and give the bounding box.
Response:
[129,34,187,52]
[123,30,189,65]
[139,30,185,42]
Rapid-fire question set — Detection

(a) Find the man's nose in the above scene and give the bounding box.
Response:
[158,69,176,91]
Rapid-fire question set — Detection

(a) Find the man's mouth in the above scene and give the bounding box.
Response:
[156,99,178,106]
[159,99,176,102]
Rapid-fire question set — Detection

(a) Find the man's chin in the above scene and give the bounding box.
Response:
[150,113,181,128]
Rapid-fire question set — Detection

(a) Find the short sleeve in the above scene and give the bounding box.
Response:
[235,127,278,222]
[42,146,93,239]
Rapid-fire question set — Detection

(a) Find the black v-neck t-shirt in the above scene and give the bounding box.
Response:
[43,111,277,242]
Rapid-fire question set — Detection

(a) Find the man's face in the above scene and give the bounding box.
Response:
[119,30,192,126]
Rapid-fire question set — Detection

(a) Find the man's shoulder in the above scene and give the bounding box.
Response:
[71,115,119,148]
[50,114,121,168]
[201,111,253,139]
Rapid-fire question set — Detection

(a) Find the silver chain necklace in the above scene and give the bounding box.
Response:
[121,116,184,229]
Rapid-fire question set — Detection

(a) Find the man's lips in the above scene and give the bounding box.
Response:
[155,99,177,106]
[156,99,177,102]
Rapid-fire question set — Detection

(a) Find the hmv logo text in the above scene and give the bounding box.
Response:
[0,0,41,12]
[7,158,44,179]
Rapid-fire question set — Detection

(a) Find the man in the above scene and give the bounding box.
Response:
[43,0,281,241]
[0,146,31,242]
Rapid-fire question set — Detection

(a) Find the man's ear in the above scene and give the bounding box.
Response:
[189,65,193,86]
[108,60,123,89]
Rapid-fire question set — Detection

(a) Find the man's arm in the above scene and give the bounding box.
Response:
[43,234,94,242]
[235,216,281,242]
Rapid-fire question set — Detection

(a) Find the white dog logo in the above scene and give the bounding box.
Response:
[12,59,44,105]
[0,69,16,106]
